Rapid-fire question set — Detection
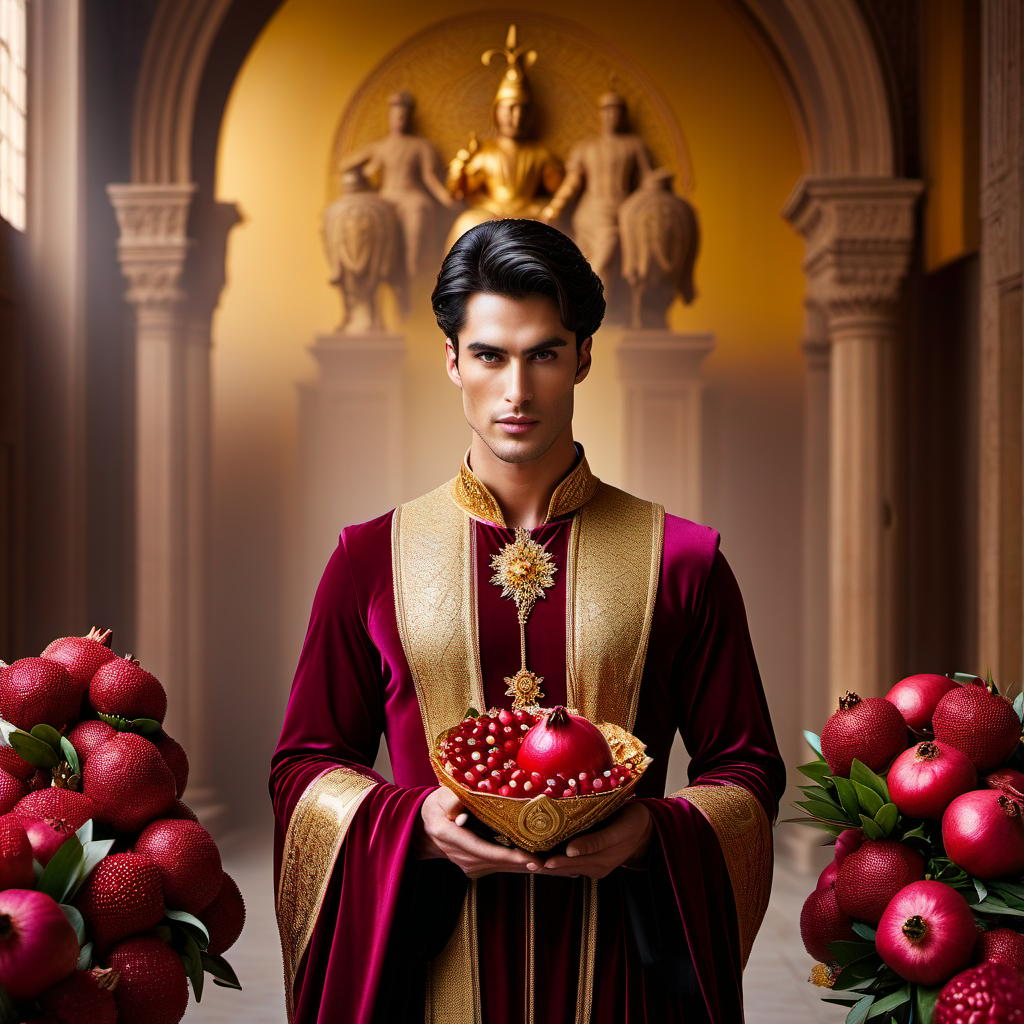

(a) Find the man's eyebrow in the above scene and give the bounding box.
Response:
[464,337,569,355]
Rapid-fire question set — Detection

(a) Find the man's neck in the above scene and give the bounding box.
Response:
[467,433,579,529]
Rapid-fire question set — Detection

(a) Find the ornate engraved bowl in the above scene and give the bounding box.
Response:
[430,719,652,854]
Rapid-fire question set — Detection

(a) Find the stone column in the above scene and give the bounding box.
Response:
[616,330,715,519]
[978,1,1024,683]
[800,301,831,729]
[107,182,223,829]
[785,178,922,704]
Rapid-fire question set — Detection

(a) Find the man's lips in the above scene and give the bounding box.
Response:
[496,418,538,433]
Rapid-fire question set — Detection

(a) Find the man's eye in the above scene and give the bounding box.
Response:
[476,352,501,363]
[532,350,556,361]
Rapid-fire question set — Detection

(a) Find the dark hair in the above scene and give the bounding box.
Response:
[431,219,605,355]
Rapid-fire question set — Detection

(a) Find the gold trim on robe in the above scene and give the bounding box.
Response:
[277,765,377,1023]
[392,474,663,1024]
[670,784,773,966]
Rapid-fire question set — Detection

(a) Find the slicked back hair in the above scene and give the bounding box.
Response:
[431,219,605,360]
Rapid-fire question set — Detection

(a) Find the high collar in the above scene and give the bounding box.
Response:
[451,443,600,527]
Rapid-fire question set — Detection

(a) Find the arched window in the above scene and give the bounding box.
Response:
[0,0,26,231]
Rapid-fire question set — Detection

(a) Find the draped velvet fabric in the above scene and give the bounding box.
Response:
[270,490,786,1023]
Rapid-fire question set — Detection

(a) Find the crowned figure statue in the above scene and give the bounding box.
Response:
[446,24,564,243]
[339,91,455,280]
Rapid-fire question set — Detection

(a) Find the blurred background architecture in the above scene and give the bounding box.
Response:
[0,0,1004,1019]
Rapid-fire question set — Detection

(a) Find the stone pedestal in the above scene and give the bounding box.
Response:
[616,330,715,519]
[297,332,407,597]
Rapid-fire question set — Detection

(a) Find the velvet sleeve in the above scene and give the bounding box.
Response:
[269,530,462,1024]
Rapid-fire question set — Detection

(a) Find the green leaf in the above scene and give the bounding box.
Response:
[30,723,63,752]
[796,799,849,823]
[130,717,162,735]
[853,782,885,817]
[859,814,884,841]
[1014,692,1024,723]
[798,784,834,802]
[202,952,242,990]
[60,736,80,776]
[180,933,205,1001]
[834,777,862,820]
[97,711,132,731]
[950,673,979,685]
[974,878,989,904]
[822,995,864,1007]
[850,760,890,802]
[37,835,85,904]
[788,818,847,836]
[846,994,876,1024]
[915,983,941,1020]
[76,941,93,971]
[874,803,899,836]
[166,909,211,950]
[974,897,1024,919]
[9,729,59,769]
[464,707,480,719]
[901,823,931,843]
[827,939,875,966]
[797,760,833,785]
[851,922,877,942]
[75,818,93,845]
[832,955,881,990]
[59,903,85,944]
[68,837,116,900]
[803,730,823,757]
[866,985,910,1018]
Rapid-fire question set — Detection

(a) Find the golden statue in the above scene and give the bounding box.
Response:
[446,25,563,242]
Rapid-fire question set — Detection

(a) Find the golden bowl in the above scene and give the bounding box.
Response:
[429,717,652,853]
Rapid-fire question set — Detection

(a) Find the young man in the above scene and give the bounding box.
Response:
[271,219,785,1023]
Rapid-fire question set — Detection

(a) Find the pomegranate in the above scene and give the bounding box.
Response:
[134,818,222,913]
[0,889,79,999]
[0,815,33,888]
[816,860,839,891]
[0,745,35,780]
[154,733,189,798]
[14,788,97,833]
[834,828,863,864]
[66,720,116,764]
[75,852,164,951]
[820,691,907,776]
[81,733,176,832]
[107,935,189,1024]
[933,681,1021,772]
[943,789,1024,879]
[0,768,26,814]
[89,655,167,723]
[876,880,977,985]
[0,658,79,731]
[987,768,1024,799]
[977,928,1024,972]
[800,884,856,962]
[887,741,977,819]
[41,627,115,685]
[164,800,199,823]
[198,871,246,955]
[886,673,958,733]
[21,815,77,866]
[934,962,1024,1023]
[517,706,613,777]
[835,840,925,924]
[38,966,119,1024]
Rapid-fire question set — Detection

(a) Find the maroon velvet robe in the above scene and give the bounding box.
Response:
[270,455,785,1023]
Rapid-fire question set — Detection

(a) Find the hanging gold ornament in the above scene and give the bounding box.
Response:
[490,527,556,708]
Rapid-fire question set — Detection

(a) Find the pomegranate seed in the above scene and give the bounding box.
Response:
[523,781,534,792]
[499,709,514,725]
[470,751,482,762]
[499,785,512,796]
[543,786,556,796]
[463,771,475,784]
[478,779,494,793]
[474,764,487,775]
[560,788,575,798]
[592,778,605,791]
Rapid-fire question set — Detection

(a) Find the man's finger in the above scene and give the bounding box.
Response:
[442,822,533,866]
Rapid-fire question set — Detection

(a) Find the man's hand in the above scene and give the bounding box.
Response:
[535,801,653,879]
[417,786,536,879]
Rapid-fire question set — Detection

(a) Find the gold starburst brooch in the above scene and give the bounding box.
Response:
[490,527,556,707]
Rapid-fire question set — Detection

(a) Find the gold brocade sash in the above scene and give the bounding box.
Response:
[276,765,377,1023]
[670,784,773,966]
[392,479,664,1024]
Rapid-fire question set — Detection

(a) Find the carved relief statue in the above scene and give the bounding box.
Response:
[541,91,652,291]
[618,169,699,329]
[339,91,455,279]
[321,166,407,334]
[446,25,563,242]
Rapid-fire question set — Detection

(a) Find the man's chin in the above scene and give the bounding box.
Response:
[479,431,554,466]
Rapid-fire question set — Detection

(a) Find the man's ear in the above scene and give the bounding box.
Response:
[445,338,462,388]
[574,336,593,384]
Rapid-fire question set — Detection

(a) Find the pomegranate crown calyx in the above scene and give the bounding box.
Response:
[546,706,570,727]
[915,741,939,760]
[85,626,113,646]
[91,966,120,991]
[121,653,141,667]
[838,691,862,711]
[998,794,1024,819]
[901,915,928,942]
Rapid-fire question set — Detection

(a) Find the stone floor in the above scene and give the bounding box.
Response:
[183,825,839,1023]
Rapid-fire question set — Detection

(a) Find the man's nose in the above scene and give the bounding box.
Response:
[504,359,532,407]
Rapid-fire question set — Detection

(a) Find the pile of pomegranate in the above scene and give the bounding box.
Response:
[795,672,1024,1023]
[438,705,635,798]
[0,628,244,1023]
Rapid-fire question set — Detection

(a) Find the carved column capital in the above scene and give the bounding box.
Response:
[783,177,923,325]
[107,183,197,308]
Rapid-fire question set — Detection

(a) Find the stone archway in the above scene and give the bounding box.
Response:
[108,0,917,822]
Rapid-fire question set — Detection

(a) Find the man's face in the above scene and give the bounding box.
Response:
[494,100,527,139]
[445,292,592,465]
[600,102,624,134]
[388,102,411,134]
